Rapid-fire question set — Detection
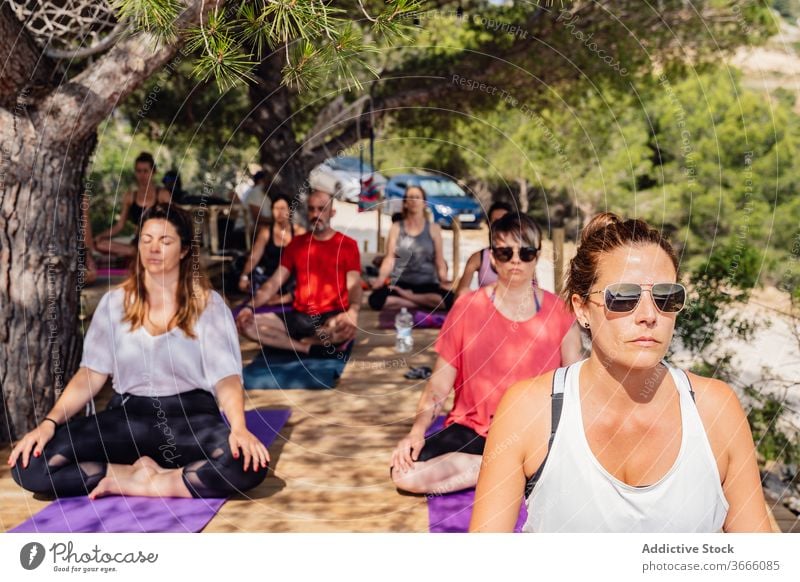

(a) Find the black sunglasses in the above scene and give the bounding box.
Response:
[491,246,539,263]
[587,283,687,313]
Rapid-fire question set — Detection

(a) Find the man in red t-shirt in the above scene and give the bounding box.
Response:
[236,189,362,354]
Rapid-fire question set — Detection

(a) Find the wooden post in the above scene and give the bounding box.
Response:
[452,220,461,281]
[376,203,382,254]
[553,227,565,294]
[362,239,368,253]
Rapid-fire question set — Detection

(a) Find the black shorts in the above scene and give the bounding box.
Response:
[282,309,342,340]
[368,282,454,311]
[417,422,486,462]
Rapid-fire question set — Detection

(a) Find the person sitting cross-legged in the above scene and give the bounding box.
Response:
[10,205,269,500]
[470,213,771,533]
[369,185,453,312]
[235,188,362,354]
[390,213,582,495]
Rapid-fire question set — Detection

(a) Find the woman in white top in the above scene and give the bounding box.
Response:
[10,205,269,499]
[470,213,770,532]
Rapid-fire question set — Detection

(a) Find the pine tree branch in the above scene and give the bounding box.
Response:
[36,0,226,143]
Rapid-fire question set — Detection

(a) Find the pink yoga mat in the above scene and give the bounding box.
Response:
[9,408,290,533]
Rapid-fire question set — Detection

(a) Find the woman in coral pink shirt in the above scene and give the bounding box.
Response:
[390,213,582,495]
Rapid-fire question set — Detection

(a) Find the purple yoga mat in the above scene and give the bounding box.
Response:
[425,417,527,533]
[9,408,291,534]
[377,309,446,329]
[230,302,292,319]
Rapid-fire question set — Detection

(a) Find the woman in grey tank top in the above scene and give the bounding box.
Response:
[369,185,454,311]
[470,213,770,533]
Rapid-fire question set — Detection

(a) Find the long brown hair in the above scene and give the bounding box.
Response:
[401,185,431,221]
[565,212,679,312]
[121,204,209,338]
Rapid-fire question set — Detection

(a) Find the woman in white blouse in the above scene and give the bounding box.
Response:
[9,205,269,499]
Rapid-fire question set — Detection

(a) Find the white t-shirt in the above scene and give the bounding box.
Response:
[241,184,271,219]
[80,288,242,397]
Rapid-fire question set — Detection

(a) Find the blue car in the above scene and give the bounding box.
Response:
[382,174,484,229]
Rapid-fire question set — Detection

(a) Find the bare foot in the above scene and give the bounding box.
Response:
[292,339,313,354]
[266,294,288,306]
[133,456,169,474]
[89,459,191,499]
[238,320,261,343]
[89,463,154,499]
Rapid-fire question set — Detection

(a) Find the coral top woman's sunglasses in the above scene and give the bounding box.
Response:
[587,283,687,313]
[491,246,539,263]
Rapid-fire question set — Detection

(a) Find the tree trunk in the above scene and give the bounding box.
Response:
[248,53,310,198]
[0,124,96,443]
[0,0,221,443]
[517,177,529,214]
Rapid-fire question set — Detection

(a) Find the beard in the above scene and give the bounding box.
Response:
[311,219,329,233]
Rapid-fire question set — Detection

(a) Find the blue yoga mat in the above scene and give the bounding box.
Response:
[243,342,353,390]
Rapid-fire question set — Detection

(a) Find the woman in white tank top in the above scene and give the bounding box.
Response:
[470,213,770,533]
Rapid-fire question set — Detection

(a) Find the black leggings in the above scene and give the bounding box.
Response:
[12,390,268,498]
[417,422,486,462]
[368,282,454,311]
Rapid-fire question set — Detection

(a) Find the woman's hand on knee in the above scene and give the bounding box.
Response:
[8,422,56,469]
[228,428,270,473]
[391,430,425,473]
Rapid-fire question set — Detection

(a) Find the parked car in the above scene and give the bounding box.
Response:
[309,156,387,203]
[382,174,484,229]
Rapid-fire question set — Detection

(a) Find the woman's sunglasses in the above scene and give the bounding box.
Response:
[587,283,687,313]
[491,246,539,263]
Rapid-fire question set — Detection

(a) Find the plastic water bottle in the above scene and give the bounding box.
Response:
[395,307,414,353]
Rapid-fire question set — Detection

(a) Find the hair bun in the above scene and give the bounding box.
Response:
[580,212,621,244]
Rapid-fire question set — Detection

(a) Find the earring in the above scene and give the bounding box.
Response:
[583,322,590,329]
